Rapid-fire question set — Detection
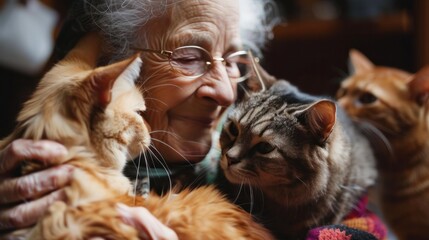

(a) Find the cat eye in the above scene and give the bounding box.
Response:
[227,121,239,137]
[358,92,377,104]
[133,46,252,82]
[254,142,275,154]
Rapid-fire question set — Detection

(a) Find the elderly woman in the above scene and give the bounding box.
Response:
[0,0,278,237]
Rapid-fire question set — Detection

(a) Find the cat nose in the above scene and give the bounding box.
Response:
[226,154,240,166]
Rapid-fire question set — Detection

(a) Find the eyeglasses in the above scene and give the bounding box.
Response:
[133,45,253,82]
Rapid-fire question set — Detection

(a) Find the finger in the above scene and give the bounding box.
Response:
[116,203,178,240]
[0,164,73,204]
[0,189,67,230]
[0,139,68,175]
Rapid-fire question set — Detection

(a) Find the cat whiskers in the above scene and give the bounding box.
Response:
[187,166,211,190]
[234,179,257,215]
[231,172,266,215]
[125,147,149,200]
[150,138,191,164]
[140,148,152,199]
[145,144,175,200]
[150,130,210,159]
[248,184,255,215]
[142,83,184,92]
[139,67,171,85]
[294,176,309,190]
[232,181,245,205]
[231,168,258,180]
[140,97,168,109]
[139,68,184,92]
[361,118,398,137]
[128,140,174,200]
[246,181,266,215]
[356,120,395,161]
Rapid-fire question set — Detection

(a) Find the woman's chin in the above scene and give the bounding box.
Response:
[153,134,212,164]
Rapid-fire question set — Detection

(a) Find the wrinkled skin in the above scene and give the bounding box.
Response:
[140,0,239,163]
[0,0,240,236]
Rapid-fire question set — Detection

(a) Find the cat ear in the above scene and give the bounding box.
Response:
[91,53,142,108]
[300,100,337,144]
[408,66,429,106]
[247,60,277,91]
[349,49,374,74]
[63,32,102,69]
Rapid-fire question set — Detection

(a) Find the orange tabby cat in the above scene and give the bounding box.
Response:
[336,49,429,240]
[1,33,273,240]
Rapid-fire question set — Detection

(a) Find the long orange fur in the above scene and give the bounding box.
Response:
[1,33,273,240]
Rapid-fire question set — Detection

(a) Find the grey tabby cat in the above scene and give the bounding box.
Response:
[219,69,378,239]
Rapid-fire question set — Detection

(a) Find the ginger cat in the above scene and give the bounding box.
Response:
[1,33,273,240]
[337,49,429,240]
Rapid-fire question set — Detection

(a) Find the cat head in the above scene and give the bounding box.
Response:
[337,49,429,138]
[89,56,151,169]
[220,80,338,203]
[6,33,150,170]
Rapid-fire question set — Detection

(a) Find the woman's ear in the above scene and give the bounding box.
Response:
[246,60,277,92]
[237,60,277,102]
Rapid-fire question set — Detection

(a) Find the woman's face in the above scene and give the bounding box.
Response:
[140,0,241,163]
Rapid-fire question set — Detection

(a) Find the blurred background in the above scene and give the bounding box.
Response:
[0,0,425,138]
[264,0,420,95]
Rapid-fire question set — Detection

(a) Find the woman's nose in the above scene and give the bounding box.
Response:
[196,62,236,106]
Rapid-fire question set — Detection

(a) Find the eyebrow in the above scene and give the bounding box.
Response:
[174,33,241,53]
[174,32,211,48]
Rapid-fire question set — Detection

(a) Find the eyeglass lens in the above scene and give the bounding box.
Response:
[169,46,251,82]
[170,47,208,76]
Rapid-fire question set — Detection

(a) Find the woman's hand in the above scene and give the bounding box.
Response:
[0,139,73,231]
[117,203,178,240]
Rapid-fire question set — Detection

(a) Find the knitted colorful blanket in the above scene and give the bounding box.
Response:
[306,196,387,240]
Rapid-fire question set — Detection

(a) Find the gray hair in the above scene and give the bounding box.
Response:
[80,0,280,60]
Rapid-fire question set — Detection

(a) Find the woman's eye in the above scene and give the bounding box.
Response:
[227,121,239,137]
[225,61,235,68]
[255,142,275,154]
[358,92,377,104]
[173,57,200,64]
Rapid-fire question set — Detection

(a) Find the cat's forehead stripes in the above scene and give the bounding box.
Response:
[235,94,274,122]
[234,94,301,138]
[238,104,259,124]
[252,116,274,137]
